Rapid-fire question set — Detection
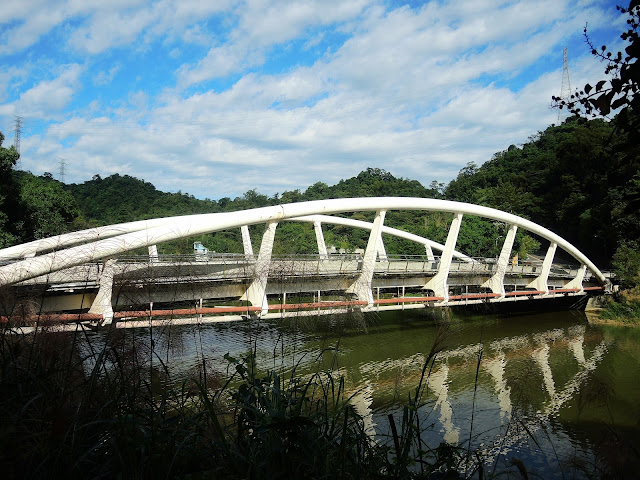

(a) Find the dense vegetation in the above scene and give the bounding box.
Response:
[445,116,639,266]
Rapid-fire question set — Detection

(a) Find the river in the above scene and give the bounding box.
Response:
[88,308,640,478]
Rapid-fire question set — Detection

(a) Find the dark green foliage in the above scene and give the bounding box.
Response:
[272,222,317,254]
[0,132,22,247]
[0,139,79,245]
[547,1,640,273]
[600,298,640,321]
[445,117,639,265]
[217,352,384,479]
[65,173,221,224]
[612,244,640,288]
[328,168,440,199]
[18,174,78,239]
[457,217,502,258]
[60,167,439,255]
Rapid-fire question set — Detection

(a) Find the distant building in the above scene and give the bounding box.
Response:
[193,241,209,255]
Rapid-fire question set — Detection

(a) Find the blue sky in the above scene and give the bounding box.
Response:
[0,0,624,199]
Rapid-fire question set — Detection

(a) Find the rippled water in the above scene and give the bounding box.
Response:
[86,309,640,478]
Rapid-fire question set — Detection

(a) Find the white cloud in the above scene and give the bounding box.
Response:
[3,0,624,200]
[15,64,84,118]
[93,65,120,86]
[0,7,66,54]
[176,0,369,87]
[0,66,27,103]
[0,0,231,55]
[67,6,158,54]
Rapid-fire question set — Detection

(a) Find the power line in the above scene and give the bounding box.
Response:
[12,115,23,169]
[57,157,67,183]
[557,46,572,124]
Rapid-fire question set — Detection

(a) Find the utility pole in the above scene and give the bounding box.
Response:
[12,115,23,169]
[558,46,572,124]
[57,157,67,183]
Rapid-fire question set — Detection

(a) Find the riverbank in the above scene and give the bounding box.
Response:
[586,310,638,326]
[585,298,640,326]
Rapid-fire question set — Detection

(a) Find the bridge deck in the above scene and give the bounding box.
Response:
[1,254,605,327]
[19,254,588,288]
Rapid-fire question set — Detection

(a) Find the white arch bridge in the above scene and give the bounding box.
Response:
[0,198,609,326]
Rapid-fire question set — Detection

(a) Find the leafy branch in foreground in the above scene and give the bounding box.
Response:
[552,1,639,128]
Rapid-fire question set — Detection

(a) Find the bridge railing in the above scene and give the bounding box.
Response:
[116,253,251,264]
[108,254,588,281]
[11,253,593,291]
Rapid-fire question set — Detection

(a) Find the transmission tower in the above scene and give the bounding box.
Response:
[13,115,23,169]
[558,46,572,124]
[57,157,67,183]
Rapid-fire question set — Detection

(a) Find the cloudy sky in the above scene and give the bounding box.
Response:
[0,0,624,199]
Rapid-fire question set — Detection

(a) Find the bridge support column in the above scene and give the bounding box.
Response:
[148,244,159,262]
[89,258,116,325]
[313,221,328,259]
[528,242,557,294]
[423,213,463,301]
[241,220,278,315]
[377,234,387,261]
[241,225,254,258]
[425,245,435,262]
[563,264,586,291]
[346,210,386,306]
[483,224,517,296]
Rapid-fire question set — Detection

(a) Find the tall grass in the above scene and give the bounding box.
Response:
[0,313,476,479]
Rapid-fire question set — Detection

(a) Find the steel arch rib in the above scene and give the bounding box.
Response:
[290,215,473,262]
[0,213,468,261]
[0,198,607,286]
[0,215,203,260]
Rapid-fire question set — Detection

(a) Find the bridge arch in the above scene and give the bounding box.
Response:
[0,198,607,321]
[0,212,472,263]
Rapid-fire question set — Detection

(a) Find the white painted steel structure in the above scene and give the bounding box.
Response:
[0,198,607,322]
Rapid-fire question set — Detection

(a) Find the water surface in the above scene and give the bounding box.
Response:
[89,309,640,478]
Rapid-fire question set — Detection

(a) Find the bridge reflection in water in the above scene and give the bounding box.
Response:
[77,309,638,478]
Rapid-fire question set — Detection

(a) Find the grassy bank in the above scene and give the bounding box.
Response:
[597,288,640,324]
[600,300,640,322]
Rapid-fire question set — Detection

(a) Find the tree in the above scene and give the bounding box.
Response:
[553,2,640,262]
[0,131,22,246]
[445,162,481,203]
[19,175,79,239]
[612,244,640,288]
[553,1,639,129]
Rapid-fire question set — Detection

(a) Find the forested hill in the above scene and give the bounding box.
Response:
[61,168,441,225]
[444,117,639,265]
[0,115,638,267]
[67,174,216,225]
[60,169,446,257]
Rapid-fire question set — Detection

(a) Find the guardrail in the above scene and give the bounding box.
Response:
[112,254,591,281]
[15,254,600,289]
